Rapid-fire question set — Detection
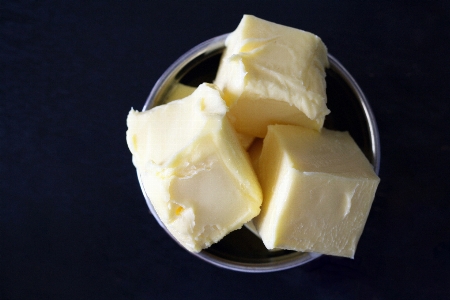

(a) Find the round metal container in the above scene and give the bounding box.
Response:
[137,33,380,273]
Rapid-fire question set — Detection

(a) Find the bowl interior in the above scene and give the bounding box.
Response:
[141,35,380,272]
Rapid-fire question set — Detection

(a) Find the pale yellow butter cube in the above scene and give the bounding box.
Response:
[215,15,330,138]
[126,83,262,252]
[253,125,379,258]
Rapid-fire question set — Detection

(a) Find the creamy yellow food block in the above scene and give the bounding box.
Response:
[214,15,330,138]
[252,125,380,258]
[126,83,262,252]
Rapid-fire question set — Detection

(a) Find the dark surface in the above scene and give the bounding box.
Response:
[1,1,449,299]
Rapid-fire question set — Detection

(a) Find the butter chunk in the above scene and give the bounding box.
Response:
[253,125,380,258]
[214,15,330,138]
[126,83,262,253]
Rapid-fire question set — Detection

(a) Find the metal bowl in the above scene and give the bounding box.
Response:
[138,33,380,273]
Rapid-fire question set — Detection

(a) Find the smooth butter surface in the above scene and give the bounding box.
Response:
[215,15,330,138]
[126,83,262,252]
[252,125,379,258]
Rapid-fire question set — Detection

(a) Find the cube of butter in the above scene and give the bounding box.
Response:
[252,125,380,258]
[214,15,330,138]
[126,83,262,252]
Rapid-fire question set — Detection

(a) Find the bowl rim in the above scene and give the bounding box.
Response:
[138,33,381,273]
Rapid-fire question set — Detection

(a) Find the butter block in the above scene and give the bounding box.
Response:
[214,15,330,138]
[253,125,379,258]
[126,83,262,252]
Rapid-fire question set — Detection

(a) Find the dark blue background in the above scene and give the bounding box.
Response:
[2,1,449,299]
